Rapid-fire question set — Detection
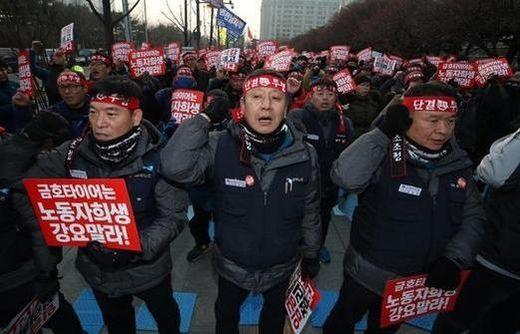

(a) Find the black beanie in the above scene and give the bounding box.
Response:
[24,112,73,147]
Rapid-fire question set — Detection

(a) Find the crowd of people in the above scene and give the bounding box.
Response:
[0,39,519,334]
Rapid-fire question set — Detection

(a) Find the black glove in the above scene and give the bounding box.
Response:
[85,241,134,271]
[141,71,160,92]
[301,257,320,280]
[34,270,59,302]
[377,104,412,138]
[202,97,231,124]
[426,257,462,291]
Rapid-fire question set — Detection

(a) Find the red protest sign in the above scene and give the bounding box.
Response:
[128,48,166,78]
[473,57,513,87]
[357,47,373,62]
[373,56,397,76]
[380,271,471,328]
[285,263,321,334]
[264,50,296,72]
[329,45,350,62]
[426,56,443,68]
[256,40,279,59]
[3,294,59,334]
[436,62,476,89]
[111,42,135,62]
[218,48,241,72]
[205,51,221,70]
[387,55,404,68]
[17,50,35,98]
[171,89,205,124]
[333,69,357,94]
[60,23,75,54]
[23,178,141,251]
[165,42,181,62]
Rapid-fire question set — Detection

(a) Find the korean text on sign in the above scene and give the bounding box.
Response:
[23,178,141,251]
[17,50,35,97]
[264,51,296,72]
[171,89,205,124]
[3,294,59,334]
[333,69,357,94]
[256,40,278,59]
[436,62,476,89]
[112,42,135,62]
[128,48,166,78]
[60,22,74,53]
[380,271,471,328]
[285,264,321,334]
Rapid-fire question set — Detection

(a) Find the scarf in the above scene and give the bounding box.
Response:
[239,121,288,164]
[92,126,142,165]
[405,136,450,166]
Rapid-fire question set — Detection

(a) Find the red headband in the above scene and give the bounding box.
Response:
[57,72,86,86]
[402,96,458,113]
[91,93,140,110]
[175,67,193,78]
[90,54,111,66]
[242,75,287,94]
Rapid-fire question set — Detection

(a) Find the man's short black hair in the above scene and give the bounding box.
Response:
[91,75,143,100]
[207,89,229,100]
[310,76,338,90]
[404,81,457,98]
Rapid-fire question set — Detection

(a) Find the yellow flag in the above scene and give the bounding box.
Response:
[219,27,227,47]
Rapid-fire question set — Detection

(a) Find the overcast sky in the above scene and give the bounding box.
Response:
[125,0,262,38]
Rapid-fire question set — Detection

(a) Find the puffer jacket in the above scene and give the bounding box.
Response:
[160,115,321,292]
[14,120,189,297]
[331,128,486,294]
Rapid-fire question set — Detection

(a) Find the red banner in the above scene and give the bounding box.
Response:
[17,50,35,98]
[218,48,241,72]
[3,294,59,334]
[264,50,296,72]
[171,89,205,124]
[111,42,135,62]
[333,69,357,94]
[380,271,471,328]
[165,42,181,62]
[285,263,321,334]
[329,45,350,62]
[205,51,221,70]
[357,47,373,62]
[436,62,476,89]
[60,23,75,54]
[387,54,404,68]
[473,57,513,87]
[128,48,166,78]
[256,40,279,59]
[23,178,141,251]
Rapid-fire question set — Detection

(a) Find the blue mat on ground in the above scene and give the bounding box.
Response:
[188,205,194,220]
[311,290,368,331]
[136,292,197,333]
[73,289,103,334]
[239,293,264,325]
[406,313,438,331]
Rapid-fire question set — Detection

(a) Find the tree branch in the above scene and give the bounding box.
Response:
[112,0,142,25]
[86,0,104,23]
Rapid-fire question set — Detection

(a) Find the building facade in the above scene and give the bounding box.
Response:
[260,0,343,40]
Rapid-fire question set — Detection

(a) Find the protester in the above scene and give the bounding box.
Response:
[0,112,82,333]
[14,76,189,334]
[0,59,32,133]
[88,52,113,89]
[288,77,353,263]
[323,82,486,334]
[161,69,321,334]
[432,127,520,334]
[30,43,69,106]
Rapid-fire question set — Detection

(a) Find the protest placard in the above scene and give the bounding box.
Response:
[218,48,241,72]
[3,294,59,334]
[60,23,74,53]
[357,47,373,62]
[111,42,134,62]
[128,48,166,78]
[436,62,476,89]
[333,69,357,94]
[329,45,350,62]
[171,89,205,124]
[17,50,35,97]
[285,263,321,334]
[23,178,141,251]
[473,57,513,87]
[264,50,296,72]
[256,40,279,59]
[380,271,471,328]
